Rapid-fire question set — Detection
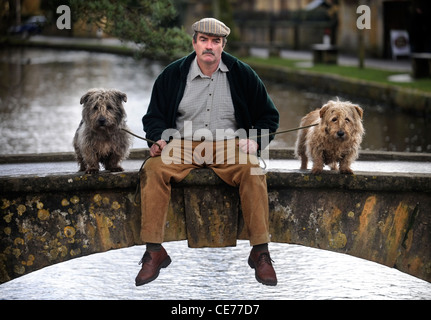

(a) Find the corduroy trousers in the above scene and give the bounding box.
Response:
[139,139,270,246]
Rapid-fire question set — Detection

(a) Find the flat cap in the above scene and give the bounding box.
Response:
[192,18,230,37]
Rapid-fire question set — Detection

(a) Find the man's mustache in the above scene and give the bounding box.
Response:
[202,50,215,55]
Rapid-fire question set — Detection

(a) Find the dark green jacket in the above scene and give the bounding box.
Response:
[142,51,279,150]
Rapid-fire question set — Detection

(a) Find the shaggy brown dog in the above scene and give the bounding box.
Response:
[295,99,364,174]
[73,88,132,174]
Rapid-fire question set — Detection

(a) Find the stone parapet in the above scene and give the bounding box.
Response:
[1,165,430,284]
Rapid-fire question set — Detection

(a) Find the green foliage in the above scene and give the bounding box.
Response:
[70,0,191,60]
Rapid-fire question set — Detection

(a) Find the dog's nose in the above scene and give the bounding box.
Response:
[98,117,106,126]
[337,130,345,137]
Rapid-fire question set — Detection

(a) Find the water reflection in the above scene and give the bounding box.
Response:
[0,47,430,154]
[0,48,161,153]
[1,241,430,300]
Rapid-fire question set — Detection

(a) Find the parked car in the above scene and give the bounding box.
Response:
[8,15,47,37]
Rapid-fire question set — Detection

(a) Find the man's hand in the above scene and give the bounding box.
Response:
[238,139,259,154]
[149,140,167,157]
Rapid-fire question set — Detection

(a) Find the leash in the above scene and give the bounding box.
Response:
[122,123,318,147]
[254,123,318,169]
[120,128,156,204]
[122,123,318,203]
[251,123,318,139]
[121,128,162,150]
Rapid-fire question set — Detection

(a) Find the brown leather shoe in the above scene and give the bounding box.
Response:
[248,249,277,286]
[135,247,171,286]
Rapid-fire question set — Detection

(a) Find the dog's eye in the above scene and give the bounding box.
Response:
[93,105,98,111]
[331,117,337,122]
[345,118,350,123]
[106,105,112,110]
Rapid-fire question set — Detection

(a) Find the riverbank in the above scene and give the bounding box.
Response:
[3,35,431,114]
[2,35,139,58]
[246,58,431,115]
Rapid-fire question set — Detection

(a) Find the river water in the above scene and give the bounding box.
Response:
[0,47,430,154]
[1,241,431,300]
[0,48,430,300]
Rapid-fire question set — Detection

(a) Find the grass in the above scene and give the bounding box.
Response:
[243,56,431,93]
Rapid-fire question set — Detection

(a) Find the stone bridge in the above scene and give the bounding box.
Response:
[1,150,430,284]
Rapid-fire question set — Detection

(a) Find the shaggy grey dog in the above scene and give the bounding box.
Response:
[73,88,132,174]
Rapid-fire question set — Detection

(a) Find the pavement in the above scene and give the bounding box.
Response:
[1,158,430,178]
[279,49,411,72]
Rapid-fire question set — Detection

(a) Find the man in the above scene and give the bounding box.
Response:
[136,18,279,286]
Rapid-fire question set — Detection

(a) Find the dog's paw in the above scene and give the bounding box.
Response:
[109,167,124,172]
[340,168,354,175]
[85,168,99,174]
[311,167,323,175]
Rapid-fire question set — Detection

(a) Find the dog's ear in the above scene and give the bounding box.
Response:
[80,92,92,105]
[319,104,330,118]
[114,91,127,103]
[354,105,364,119]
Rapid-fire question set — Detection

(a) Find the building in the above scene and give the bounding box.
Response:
[180,0,430,58]
[9,0,431,58]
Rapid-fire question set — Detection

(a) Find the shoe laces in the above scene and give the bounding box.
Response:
[257,252,274,266]
[138,251,152,265]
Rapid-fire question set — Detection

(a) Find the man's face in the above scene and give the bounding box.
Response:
[193,33,225,67]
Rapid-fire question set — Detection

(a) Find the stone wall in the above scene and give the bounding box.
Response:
[1,162,430,283]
